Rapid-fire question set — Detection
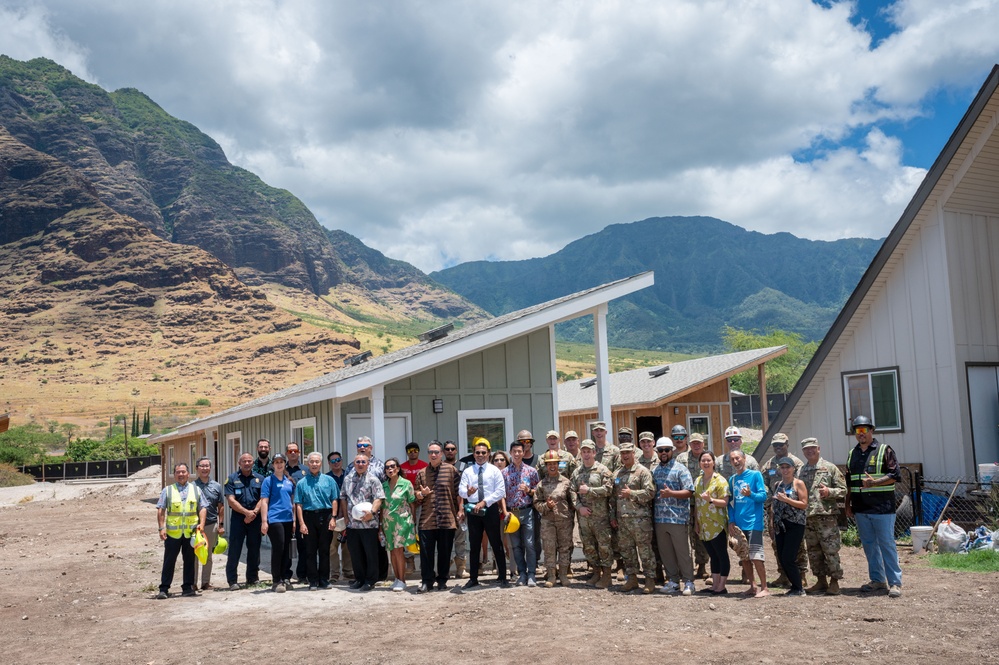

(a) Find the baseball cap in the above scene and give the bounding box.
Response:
[800,437,819,449]
[546,430,560,439]
[564,430,579,439]
[771,433,789,445]
[638,431,655,442]
[580,439,596,450]
[618,442,636,452]
[618,427,633,435]
[591,422,607,431]
[689,433,705,443]
[776,456,795,467]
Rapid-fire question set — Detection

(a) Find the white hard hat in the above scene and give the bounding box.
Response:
[350,501,373,520]
[655,436,675,449]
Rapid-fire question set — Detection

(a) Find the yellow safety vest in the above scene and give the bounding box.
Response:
[165,484,200,539]
[847,443,894,494]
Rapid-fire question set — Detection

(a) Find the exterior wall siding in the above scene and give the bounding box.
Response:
[214,330,554,471]
[781,213,965,479]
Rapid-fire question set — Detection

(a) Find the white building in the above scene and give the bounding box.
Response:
[762,65,999,481]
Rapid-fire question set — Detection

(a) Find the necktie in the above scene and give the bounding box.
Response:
[477,465,485,503]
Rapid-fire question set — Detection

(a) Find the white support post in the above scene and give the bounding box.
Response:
[549,323,559,429]
[371,385,386,461]
[593,304,613,427]
[331,399,342,456]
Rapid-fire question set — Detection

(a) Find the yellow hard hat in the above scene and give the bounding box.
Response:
[503,511,520,534]
[192,529,209,565]
[406,540,420,555]
[472,436,491,451]
[213,535,228,555]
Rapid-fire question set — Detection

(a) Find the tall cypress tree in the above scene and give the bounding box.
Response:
[142,407,150,435]
[131,407,138,438]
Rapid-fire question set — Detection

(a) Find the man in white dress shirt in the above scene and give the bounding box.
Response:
[458,440,510,589]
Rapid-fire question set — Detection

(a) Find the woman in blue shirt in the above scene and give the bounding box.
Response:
[261,453,297,592]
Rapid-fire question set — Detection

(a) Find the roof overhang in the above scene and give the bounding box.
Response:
[170,271,655,435]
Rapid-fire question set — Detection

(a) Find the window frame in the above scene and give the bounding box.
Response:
[841,366,904,434]
[457,409,514,455]
[290,417,318,457]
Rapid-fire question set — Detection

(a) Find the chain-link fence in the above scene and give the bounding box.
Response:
[837,464,998,539]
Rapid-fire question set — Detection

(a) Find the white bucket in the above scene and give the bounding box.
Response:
[911,526,934,554]
[979,463,999,487]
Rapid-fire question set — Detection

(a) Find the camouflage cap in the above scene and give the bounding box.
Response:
[618,442,636,452]
[618,426,634,435]
[564,430,579,439]
[800,437,820,449]
[546,430,560,439]
[638,431,656,442]
[579,439,596,450]
[689,433,705,443]
[591,422,607,431]
[771,433,789,445]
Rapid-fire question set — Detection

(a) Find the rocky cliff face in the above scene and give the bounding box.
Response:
[0,56,483,322]
[0,127,359,423]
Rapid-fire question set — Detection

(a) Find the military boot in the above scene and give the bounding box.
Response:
[696,563,707,579]
[620,575,639,592]
[587,566,603,585]
[453,557,466,579]
[595,566,612,590]
[806,575,828,594]
[643,576,657,595]
[544,568,558,588]
[558,564,570,587]
[826,578,841,595]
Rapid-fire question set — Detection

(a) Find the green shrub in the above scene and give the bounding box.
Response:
[194,398,211,406]
[842,524,861,547]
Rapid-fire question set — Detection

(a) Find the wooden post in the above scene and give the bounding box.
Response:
[758,362,769,434]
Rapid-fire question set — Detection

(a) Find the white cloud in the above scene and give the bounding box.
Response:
[4,0,999,271]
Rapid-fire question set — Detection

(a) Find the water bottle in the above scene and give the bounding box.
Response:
[379,531,387,548]
[460,519,467,532]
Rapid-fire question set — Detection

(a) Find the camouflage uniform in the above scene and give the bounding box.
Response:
[613,463,655,575]
[673,449,709,569]
[595,443,622,474]
[798,456,846,581]
[761,453,808,580]
[570,462,614,568]
[534,474,576,579]
[716,450,760,479]
[535,449,578,481]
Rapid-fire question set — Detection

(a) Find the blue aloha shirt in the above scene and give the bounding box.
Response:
[652,458,694,524]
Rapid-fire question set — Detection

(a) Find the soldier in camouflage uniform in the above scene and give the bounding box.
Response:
[535,450,577,587]
[612,442,657,593]
[535,430,578,480]
[797,437,847,595]
[635,432,664,585]
[563,430,581,461]
[673,431,710,580]
[761,433,808,587]
[570,439,614,588]
[591,422,623,576]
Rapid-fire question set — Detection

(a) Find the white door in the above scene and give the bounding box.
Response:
[345,413,411,464]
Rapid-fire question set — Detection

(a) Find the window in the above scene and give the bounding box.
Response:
[687,415,711,450]
[842,367,902,432]
[458,409,514,454]
[226,431,242,473]
[290,418,317,456]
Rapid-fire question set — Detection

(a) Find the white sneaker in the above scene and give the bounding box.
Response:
[527,578,538,588]
[682,582,695,596]
[659,581,680,594]
[392,579,406,592]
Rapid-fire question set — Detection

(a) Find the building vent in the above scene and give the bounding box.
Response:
[580,378,598,389]
[344,350,373,367]
[418,322,454,343]
[648,366,670,378]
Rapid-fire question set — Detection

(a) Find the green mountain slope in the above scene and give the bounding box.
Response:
[432,216,882,352]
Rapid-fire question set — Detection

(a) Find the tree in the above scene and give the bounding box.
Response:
[142,408,150,435]
[723,326,819,395]
[131,407,139,438]
[59,423,80,443]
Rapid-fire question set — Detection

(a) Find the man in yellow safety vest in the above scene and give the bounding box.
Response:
[156,462,208,599]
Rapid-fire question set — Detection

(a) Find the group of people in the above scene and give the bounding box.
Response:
[156,415,903,600]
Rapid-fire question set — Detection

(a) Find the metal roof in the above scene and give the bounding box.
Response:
[558,346,787,413]
[162,271,654,436]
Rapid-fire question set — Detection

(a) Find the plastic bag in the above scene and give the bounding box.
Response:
[936,520,967,553]
[966,526,993,552]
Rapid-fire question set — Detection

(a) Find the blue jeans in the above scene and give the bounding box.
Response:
[855,512,902,587]
[509,506,537,581]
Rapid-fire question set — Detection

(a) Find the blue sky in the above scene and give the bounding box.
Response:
[2,1,999,271]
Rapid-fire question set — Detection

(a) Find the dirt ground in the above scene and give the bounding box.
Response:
[0,470,996,665]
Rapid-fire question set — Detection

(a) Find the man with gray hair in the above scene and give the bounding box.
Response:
[348,436,386,481]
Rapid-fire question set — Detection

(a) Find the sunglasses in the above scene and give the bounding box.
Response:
[444,447,457,452]
[357,444,371,448]
[384,464,398,470]
[473,450,489,455]
[726,437,742,442]
[672,435,687,439]
[854,427,871,434]
[329,458,342,463]
[428,450,442,455]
